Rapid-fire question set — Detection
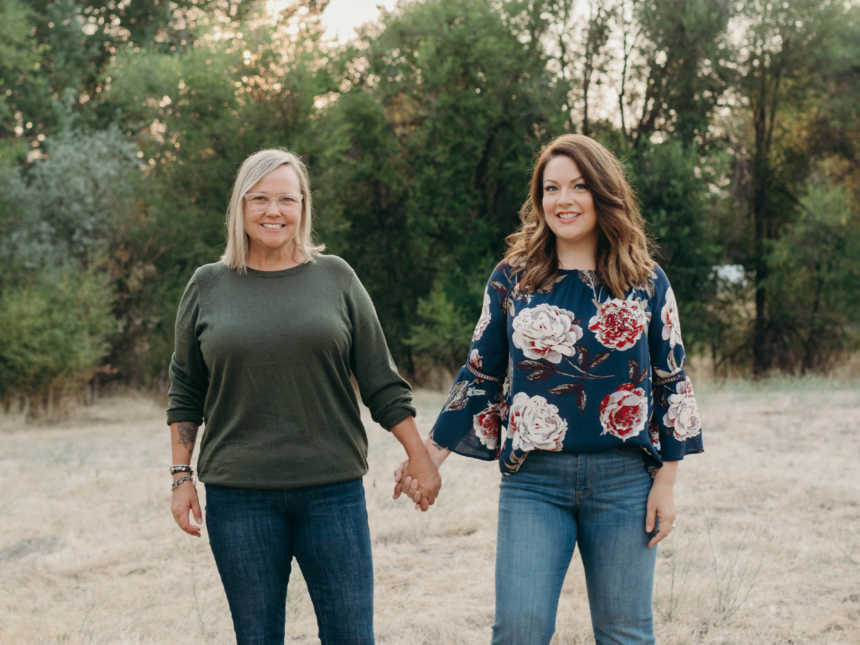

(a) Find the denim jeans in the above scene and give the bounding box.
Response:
[205,478,374,645]
[492,450,657,645]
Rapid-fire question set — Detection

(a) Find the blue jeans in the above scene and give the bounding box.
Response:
[492,450,657,645]
[205,478,374,645]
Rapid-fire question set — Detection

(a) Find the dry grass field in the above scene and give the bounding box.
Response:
[1,378,858,644]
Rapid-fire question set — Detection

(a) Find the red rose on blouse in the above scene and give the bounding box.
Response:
[588,298,647,351]
[599,383,648,441]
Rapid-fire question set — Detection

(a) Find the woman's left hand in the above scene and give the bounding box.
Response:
[393,456,441,510]
[645,460,679,548]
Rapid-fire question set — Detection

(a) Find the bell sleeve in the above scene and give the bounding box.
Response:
[648,266,704,461]
[430,263,512,460]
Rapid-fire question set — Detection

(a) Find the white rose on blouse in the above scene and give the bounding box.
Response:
[472,291,492,342]
[663,377,701,440]
[660,287,684,349]
[512,304,583,364]
[509,392,568,453]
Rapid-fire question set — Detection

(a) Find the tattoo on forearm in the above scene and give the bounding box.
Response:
[177,422,198,451]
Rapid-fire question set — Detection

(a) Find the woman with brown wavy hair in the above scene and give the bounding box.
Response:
[397,134,703,644]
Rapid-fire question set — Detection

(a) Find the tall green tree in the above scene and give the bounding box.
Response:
[503,0,613,135]
[763,177,860,372]
[315,0,567,365]
[0,125,136,409]
[628,140,721,348]
[729,0,858,375]
[627,0,734,148]
[100,3,332,382]
[0,0,48,149]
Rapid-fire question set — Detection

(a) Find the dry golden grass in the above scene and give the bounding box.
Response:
[1,379,858,644]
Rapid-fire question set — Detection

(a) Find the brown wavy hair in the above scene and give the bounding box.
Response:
[504,134,654,298]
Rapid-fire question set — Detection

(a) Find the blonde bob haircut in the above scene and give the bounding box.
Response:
[221,148,324,271]
[504,134,654,298]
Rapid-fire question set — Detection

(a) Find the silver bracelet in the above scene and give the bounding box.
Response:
[169,464,193,475]
[171,474,194,491]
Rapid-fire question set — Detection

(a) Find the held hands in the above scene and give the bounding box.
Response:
[393,438,448,511]
[393,454,441,511]
[171,478,203,537]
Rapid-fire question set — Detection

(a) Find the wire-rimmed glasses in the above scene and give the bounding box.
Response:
[244,192,303,213]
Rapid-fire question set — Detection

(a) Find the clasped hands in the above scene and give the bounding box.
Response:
[393,438,448,511]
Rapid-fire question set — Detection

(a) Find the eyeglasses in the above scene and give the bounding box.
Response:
[244,192,303,213]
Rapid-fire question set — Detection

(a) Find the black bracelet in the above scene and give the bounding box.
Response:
[169,464,193,475]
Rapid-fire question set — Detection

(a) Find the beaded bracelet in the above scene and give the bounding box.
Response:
[169,464,193,475]
[171,474,194,491]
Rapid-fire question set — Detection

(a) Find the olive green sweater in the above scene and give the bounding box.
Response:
[166,256,415,489]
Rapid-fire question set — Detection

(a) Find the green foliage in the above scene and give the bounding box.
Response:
[0,0,47,138]
[632,0,734,147]
[0,264,117,411]
[0,0,858,401]
[761,177,860,372]
[25,126,140,266]
[728,0,859,375]
[0,125,141,293]
[14,0,223,138]
[99,8,333,382]
[0,125,142,396]
[405,284,475,368]
[311,89,419,361]
[317,0,567,363]
[629,140,721,349]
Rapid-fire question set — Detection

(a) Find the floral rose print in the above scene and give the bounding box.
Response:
[649,418,661,451]
[588,298,648,351]
[431,262,703,471]
[473,401,504,449]
[512,304,583,364]
[469,349,483,371]
[442,380,470,412]
[660,287,683,349]
[663,377,701,440]
[509,392,568,452]
[472,291,492,341]
[599,383,647,441]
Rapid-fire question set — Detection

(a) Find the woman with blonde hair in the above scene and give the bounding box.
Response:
[397,134,703,644]
[167,148,440,644]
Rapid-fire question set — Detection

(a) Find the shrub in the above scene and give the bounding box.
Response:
[0,264,117,415]
[406,283,475,371]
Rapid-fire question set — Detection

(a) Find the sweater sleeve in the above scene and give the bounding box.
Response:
[647,266,703,461]
[166,271,209,426]
[346,271,416,430]
[430,263,511,460]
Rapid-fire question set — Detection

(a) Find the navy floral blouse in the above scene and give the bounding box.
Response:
[431,261,703,473]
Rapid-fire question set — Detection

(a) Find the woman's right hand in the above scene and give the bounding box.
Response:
[394,437,450,508]
[171,479,203,537]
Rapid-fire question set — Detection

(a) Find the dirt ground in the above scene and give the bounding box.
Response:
[0,378,858,644]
